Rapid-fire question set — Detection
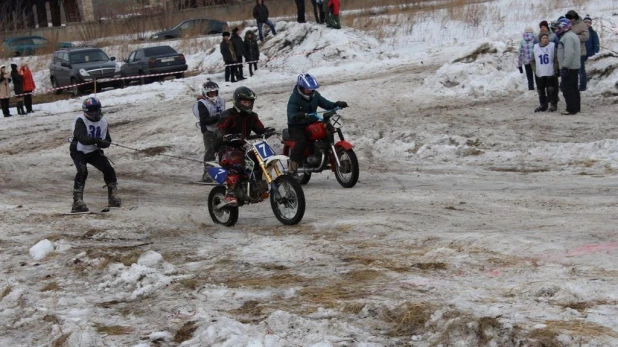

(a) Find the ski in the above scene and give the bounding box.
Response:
[189,181,218,186]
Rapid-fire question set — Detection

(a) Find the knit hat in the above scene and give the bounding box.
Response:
[539,20,549,29]
[222,31,230,37]
[10,63,17,69]
[525,26,534,33]
[565,10,579,20]
[584,14,592,23]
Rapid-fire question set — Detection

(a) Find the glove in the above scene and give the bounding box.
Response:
[263,127,276,134]
[518,66,523,74]
[95,139,110,147]
[560,67,568,79]
[293,111,307,121]
[334,101,348,109]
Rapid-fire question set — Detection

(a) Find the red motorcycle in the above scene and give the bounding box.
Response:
[281,108,359,188]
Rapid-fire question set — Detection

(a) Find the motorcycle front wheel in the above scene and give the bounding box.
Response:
[208,185,239,227]
[270,175,305,225]
[334,148,359,188]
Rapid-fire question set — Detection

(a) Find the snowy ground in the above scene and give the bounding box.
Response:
[2,1,618,346]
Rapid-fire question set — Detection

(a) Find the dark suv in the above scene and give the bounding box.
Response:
[150,19,228,40]
[49,47,121,96]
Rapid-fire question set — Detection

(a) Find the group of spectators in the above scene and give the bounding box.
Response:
[518,10,600,115]
[1,63,36,117]
[220,27,261,83]
[294,0,342,29]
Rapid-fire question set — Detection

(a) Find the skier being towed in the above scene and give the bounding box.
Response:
[69,97,121,213]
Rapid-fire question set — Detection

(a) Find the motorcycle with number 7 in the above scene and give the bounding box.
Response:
[281,107,359,188]
[207,131,306,227]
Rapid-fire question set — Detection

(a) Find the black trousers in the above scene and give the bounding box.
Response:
[224,61,238,82]
[23,91,33,112]
[562,69,580,114]
[248,62,258,76]
[524,64,534,90]
[311,0,325,23]
[289,127,308,163]
[0,98,9,116]
[295,0,306,23]
[534,75,559,108]
[71,150,117,189]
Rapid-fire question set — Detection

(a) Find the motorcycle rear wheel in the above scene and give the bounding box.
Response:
[270,175,305,225]
[208,185,239,226]
[298,169,311,185]
[335,148,359,188]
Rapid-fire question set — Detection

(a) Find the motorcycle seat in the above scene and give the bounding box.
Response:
[282,128,292,141]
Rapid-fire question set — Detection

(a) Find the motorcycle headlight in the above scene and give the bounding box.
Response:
[79,69,90,77]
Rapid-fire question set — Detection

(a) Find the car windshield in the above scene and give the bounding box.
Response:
[170,20,194,30]
[69,50,109,64]
[143,46,177,56]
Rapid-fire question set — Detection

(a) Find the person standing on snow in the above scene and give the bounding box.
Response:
[581,15,600,91]
[286,73,347,175]
[311,0,325,24]
[556,17,581,115]
[539,20,559,47]
[532,33,559,112]
[69,97,121,213]
[193,80,225,183]
[326,0,341,29]
[10,63,25,115]
[295,0,306,23]
[252,0,277,42]
[231,27,246,81]
[244,31,260,77]
[517,27,536,91]
[564,10,589,93]
[19,64,35,113]
[220,32,238,83]
[0,65,12,117]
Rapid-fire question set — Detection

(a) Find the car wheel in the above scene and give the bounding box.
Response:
[51,78,62,95]
[70,78,81,97]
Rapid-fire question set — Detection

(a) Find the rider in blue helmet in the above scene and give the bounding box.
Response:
[286,73,348,175]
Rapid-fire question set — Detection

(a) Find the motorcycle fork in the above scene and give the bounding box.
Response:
[326,128,342,168]
[251,146,282,200]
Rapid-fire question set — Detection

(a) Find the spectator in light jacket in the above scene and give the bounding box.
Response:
[565,10,589,92]
[252,0,277,42]
[580,15,600,91]
[19,64,35,113]
[556,18,581,115]
[0,65,12,117]
[518,26,536,91]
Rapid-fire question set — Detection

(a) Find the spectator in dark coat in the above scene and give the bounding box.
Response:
[252,0,277,42]
[295,0,306,23]
[311,0,325,24]
[220,32,238,83]
[244,31,260,77]
[231,27,246,81]
[581,15,600,91]
[0,65,12,117]
[10,64,25,115]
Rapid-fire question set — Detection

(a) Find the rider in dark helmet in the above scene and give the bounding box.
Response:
[286,73,348,175]
[69,97,121,213]
[217,86,274,205]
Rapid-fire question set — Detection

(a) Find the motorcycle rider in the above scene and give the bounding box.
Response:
[193,80,225,183]
[286,73,348,175]
[217,86,274,206]
[70,97,121,213]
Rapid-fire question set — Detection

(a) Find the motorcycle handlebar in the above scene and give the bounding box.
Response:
[306,106,341,121]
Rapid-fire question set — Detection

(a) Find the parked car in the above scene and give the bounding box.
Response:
[49,47,121,96]
[1,35,73,57]
[120,45,188,85]
[150,19,228,40]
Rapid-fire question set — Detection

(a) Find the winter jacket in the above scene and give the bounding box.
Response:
[0,70,10,99]
[570,19,589,56]
[328,0,340,16]
[558,30,581,70]
[20,66,35,92]
[244,32,260,62]
[194,96,225,133]
[517,32,536,66]
[10,64,23,95]
[70,116,112,154]
[585,26,600,58]
[217,108,265,140]
[220,39,237,63]
[230,33,245,62]
[286,86,336,128]
[253,3,269,23]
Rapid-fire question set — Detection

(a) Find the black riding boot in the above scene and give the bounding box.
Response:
[71,186,89,213]
[107,182,122,207]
